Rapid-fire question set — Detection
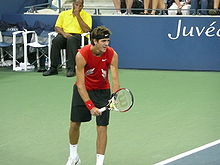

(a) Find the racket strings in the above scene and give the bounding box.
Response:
[114,90,133,111]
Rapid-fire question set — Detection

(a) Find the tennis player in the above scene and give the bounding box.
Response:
[65,26,120,165]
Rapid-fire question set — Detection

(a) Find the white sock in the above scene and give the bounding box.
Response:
[69,144,78,160]
[96,154,105,165]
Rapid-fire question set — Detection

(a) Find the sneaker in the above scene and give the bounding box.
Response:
[37,67,47,72]
[123,11,132,15]
[112,10,122,15]
[42,67,58,76]
[66,68,75,77]
[66,156,81,165]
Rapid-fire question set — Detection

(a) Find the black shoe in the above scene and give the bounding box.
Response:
[37,68,47,72]
[139,12,151,15]
[43,67,58,76]
[66,69,75,77]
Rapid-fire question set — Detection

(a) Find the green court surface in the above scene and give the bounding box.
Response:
[0,68,220,165]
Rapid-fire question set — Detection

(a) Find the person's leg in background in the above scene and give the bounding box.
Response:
[151,0,165,15]
[214,0,220,9]
[143,0,151,14]
[112,0,122,14]
[43,34,66,76]
[208,0,220,14]
[66,34,86,77]
[190,0,199,14]
[200,0,208,14]
[125,0,134,14]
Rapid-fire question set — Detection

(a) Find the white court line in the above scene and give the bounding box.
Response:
[154,139,220,165]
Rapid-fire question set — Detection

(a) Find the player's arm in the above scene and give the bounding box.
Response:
[110,51,120,93]
[75,52,101,116]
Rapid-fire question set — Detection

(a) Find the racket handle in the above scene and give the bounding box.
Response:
[99,107,107,112]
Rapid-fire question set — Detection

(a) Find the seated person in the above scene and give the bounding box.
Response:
[168,0,191,15]
[43,0,92,77]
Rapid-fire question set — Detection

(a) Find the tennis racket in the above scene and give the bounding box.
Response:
[99,88,134,112]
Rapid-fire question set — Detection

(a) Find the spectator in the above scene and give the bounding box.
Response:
[209,0,220,15]
[112,0,134,14]
[168,0,191,15]
[190,0,210,15]
[213,0,220,9]
[43,0,92,77]
[112,0,122,14]
[142,0,165,15]
[142,0,151,14]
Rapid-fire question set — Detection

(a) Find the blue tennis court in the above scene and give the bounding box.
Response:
[155,139,220,165]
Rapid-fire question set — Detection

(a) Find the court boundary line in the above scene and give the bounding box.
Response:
[154,139,220,165]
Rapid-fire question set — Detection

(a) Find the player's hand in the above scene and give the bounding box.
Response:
[90,107,102,116]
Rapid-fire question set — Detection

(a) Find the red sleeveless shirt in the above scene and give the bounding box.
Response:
[79,45,114,90]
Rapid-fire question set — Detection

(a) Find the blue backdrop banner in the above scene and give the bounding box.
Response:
[2,14,220,71]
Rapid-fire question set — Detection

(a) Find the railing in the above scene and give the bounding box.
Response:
[24,5,220,16]
[24,0,62,13]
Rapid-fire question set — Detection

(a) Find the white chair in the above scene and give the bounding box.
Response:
[47,31,91,68]
[21,30,49,71]
[81,32,91,48]
[0,30,23,68]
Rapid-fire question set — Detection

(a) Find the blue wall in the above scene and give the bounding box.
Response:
[93,16,220,71]
[2,14,220,71]
[0,0,48,16]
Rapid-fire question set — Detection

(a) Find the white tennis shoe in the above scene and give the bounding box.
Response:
[65,155,81,165]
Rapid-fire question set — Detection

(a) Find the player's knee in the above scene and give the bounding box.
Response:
[70,122,81,131]
[97,126,107,134]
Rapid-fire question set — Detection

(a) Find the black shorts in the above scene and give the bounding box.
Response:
[70,85,111,126]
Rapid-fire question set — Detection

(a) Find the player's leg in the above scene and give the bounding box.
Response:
[69,122,81,145]
[92,88,111,165]
[66,122,81,165]
[66,85,91,165]
[96,126,108,165]
[95,107,110,165]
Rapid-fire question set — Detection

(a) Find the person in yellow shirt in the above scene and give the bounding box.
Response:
[43,0,92,77]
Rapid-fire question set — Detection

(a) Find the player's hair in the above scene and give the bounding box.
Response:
[91,26,112,45]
